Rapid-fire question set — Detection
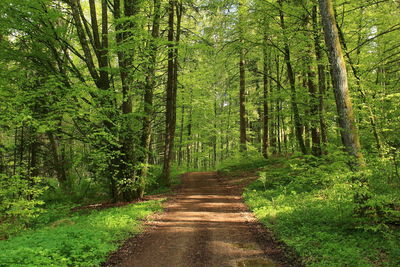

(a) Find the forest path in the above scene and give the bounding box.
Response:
[105,172,294,267]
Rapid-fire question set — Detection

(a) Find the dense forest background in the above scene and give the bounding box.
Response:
[0,0,399,264]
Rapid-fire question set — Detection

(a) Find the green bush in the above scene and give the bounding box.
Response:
[0,174,47,238]
[0,200,163,266]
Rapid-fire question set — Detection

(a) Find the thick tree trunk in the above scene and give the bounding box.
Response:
[319,0,364,166]
[139,0,162,197]
[161,0,178,186]
[114,0,141,201]
[335,12,382,153]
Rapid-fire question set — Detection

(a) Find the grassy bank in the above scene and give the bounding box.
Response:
[220,154,400,266]
[0,200,163,266]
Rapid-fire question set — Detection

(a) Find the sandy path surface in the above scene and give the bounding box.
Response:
[105,172,296,267]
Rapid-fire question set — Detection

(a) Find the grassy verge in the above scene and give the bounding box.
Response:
[0,200,163,267]
[220,154,400,266]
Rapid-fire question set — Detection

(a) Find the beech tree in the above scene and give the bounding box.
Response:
[319,0,364,166]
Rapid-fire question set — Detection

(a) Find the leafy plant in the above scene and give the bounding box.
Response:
[0,200,163,266]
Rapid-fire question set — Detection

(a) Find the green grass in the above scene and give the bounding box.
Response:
[0,200,163,267]
[220,154,400,266]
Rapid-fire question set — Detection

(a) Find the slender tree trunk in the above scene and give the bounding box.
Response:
[239,44,247,152]
[238,3,247,152]
[48,132,69,190]
[262,32,269,159]
[186,88,193,169]
[270,55,278,155]
[319,0,364,166]
[213,99,218,167]
[29,131,39,177]
[312,5,328,153]
[279,0,307,154]
[178,103,185,166]
[0,137,4,174]
[304,11,322,156]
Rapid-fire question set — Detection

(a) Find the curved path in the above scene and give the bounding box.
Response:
[105,172,295,267]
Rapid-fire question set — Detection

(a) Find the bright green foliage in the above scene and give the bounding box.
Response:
[0,174,47,239]
[234,156,400,266]
[0,200,163,267]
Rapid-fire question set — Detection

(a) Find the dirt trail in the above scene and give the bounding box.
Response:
[105,172,295,267]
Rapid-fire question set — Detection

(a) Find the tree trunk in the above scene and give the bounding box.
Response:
[319,0,364,166]
[161,0,178,186]
[139,0,162,197]
[48,132,69,190]
[262,32,269,159]
[304,12,322,156]
[312,5,328,153]
[186,87,193,168]
[239,43,247,152]
[238,3,247,152]
[279,0,307,154]
[114,0,141,201]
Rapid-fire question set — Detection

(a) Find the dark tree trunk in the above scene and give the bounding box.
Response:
[262,32,269,159]
[161,0,178,186]
[139,0,162,197]
[114,0,141,201]
[178,103,185,166]
[0,140,4,174]
[238,3,247,152]
[279,0,307,154]
[48,132,69,190]
[304,11,322,156]
[186,88,193,168]
[239,44,247,152]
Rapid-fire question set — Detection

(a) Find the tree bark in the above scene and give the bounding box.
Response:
[48,132,69,190]
[319,0,365,166]
[312,5,328,153]
[304,11,322,156]
[262,32,269,159]
[114,0,141,201]
[161,0,178,186]
[279,0,307,154]
[238,2,247,152]
[139,0,162,197]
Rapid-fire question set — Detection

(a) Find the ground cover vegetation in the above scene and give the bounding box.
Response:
[219,154,400,266]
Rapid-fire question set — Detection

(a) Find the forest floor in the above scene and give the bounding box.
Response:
[104,171,299,267]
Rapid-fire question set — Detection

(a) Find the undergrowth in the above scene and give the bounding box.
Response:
[0,200,163,266]
[221,152,400,266]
